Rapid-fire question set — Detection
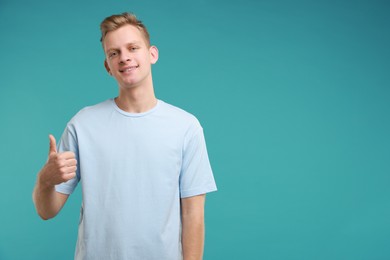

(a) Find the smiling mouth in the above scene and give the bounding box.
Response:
[119,65,139,73]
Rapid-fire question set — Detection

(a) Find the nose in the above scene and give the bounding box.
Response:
[119,50,132,63]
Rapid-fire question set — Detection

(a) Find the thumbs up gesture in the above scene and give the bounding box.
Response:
[39,135,77,188]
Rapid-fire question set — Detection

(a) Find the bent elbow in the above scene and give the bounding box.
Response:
[36,208,57,221]
[39,214,52,221]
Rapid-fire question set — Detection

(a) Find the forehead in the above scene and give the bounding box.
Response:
[103,24,147,50]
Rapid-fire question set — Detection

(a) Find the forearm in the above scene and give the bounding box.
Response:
[181,213,205,260]
[32,173,66,220]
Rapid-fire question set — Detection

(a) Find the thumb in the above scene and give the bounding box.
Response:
[49,134,57,155]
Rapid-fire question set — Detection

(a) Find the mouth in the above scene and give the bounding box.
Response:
[119,65,139,73]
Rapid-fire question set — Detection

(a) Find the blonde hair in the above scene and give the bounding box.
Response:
[100,12,150,46]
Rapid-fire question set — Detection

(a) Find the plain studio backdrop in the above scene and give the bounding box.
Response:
[0,0,389,259]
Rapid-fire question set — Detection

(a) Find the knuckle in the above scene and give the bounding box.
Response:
[58,162,65,168]
[66,151,75,158]
[64,172,76,181]
[70,159,77,166]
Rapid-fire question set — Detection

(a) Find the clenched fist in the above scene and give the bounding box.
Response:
[38,134,77,188]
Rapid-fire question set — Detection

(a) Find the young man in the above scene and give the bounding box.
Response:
[33,12,217,260]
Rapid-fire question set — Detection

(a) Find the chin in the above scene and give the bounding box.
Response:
[119,82,140,89]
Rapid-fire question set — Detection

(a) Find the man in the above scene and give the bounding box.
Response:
[33,12,217,260]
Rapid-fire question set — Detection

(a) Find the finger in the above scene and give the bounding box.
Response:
[57,158,77,168]
[66,159,77,167]
[59,151,76,159]
[62,171,77,182]
[64,166,77,174]
[49,134,57,155]
[60,164,77,174]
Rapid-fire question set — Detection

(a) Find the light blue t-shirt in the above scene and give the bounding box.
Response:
[55,99,217,260]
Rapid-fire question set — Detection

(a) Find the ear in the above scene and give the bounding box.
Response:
[149,46,159,64]
[104,59,112,75]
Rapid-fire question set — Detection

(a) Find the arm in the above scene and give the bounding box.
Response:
[32,135,77,220]
[181,194,206,260]
[32,172,70,220]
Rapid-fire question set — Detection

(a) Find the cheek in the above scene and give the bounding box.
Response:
[105,60,112,71]
[107,61,118,72]
[141,52,152,62]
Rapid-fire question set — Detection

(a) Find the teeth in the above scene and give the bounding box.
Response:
[121,66,137,72]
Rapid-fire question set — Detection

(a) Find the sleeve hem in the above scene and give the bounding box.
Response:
[55,185,75,195]
[180,185,217,198]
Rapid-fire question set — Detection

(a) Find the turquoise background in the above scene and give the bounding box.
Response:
[1,0,389,259]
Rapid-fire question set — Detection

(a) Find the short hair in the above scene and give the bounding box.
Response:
[100,12,151,46]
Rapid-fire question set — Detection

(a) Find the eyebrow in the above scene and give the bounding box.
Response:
[105,41,143,54]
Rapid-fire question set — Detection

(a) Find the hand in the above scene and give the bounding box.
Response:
[38,134,77,188]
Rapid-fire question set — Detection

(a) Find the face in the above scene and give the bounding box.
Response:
[103,24,158,89]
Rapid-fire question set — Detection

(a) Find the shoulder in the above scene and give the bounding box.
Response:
[67,99,113,126]
[158,100,201,128]
[158,100,204,140]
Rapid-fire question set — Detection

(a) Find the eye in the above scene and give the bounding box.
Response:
[129,46,138,51]
[108,51,118,58]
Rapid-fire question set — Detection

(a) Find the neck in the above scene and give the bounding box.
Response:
[115,81,157,113]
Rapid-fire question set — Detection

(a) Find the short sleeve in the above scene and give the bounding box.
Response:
[179,123,217,198]
[55,124,80,195]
